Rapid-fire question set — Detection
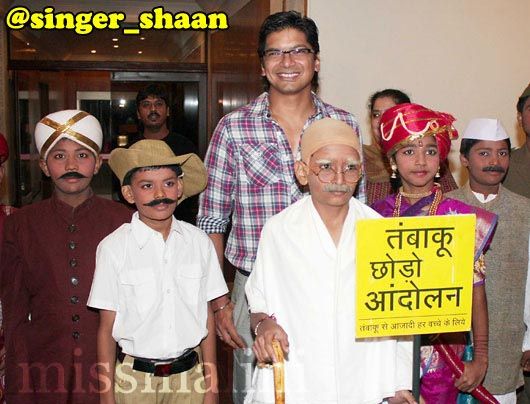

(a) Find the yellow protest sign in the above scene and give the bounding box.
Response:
[356,215,475,338]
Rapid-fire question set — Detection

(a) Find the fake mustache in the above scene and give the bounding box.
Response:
[60,172,87,179]
[482,166,505,173]
[323,184,355,193]
[144,198,177,207]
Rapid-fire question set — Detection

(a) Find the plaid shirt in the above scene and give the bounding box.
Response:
[198,92,365,273]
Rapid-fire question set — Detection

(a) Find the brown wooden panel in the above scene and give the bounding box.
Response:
[208,0,270,136]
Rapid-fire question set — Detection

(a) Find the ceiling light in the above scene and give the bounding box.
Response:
[112,38,118,42]
[138,51,143,54]
[90,49,97,54]
[113,45,119,48]
[140,37,145,41]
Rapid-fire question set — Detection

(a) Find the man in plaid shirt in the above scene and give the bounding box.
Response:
[197,11,365,403]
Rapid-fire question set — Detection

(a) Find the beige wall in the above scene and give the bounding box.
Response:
[308,0,530,183]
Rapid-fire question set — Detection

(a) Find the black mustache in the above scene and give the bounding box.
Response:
[60,172,87,179]
[144,198,177,207]
[482,166,505,173]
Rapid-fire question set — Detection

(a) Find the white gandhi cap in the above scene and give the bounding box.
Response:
[462,118,509,141]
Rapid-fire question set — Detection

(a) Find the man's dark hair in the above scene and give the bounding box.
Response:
[368,89,411,112]
[517,94,530,114]
[257,11,319,92]
[460,138,511,159]
[136,84,169,109]
[122,164,182,186]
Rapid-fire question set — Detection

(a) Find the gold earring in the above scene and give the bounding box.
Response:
[391,164,398,179]
[435,167,441,179]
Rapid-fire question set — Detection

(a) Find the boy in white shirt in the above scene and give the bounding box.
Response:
[88,139,228,404]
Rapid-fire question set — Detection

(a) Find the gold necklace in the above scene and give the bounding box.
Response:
[398,187,433,199]
[393,185,443,217]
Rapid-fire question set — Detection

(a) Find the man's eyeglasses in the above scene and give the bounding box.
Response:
[262,47,315,60]
[309,163,362,184]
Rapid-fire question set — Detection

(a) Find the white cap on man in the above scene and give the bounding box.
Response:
[462,118,509,141]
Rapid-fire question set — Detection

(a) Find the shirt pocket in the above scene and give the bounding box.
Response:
[119,270,157,317]
[240,143,281,188]
[176,264,205,306]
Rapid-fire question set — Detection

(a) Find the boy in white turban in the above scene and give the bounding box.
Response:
[0,110,131,404]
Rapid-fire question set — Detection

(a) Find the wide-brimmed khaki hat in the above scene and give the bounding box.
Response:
[109,139,207,203]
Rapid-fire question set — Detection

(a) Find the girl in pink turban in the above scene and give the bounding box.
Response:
[372,104,498,403]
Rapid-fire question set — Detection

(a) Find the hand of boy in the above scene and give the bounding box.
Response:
[252,320,289,364]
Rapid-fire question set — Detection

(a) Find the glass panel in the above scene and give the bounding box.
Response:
[77,92,112,153]
[15,72,59,204]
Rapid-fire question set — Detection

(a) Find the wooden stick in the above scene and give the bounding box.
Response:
[272,340,285,404]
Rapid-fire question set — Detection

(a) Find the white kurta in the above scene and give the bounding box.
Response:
[245,196,412,404]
